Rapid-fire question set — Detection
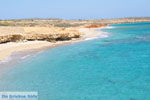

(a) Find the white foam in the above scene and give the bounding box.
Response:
[21,55,31,59]
[103,26,115,29]
[83,28,110,41]
[84,37,99,41]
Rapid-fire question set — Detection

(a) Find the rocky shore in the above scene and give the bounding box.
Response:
[0,27,81,44]
[1,17,150,44]
[0,25,105,61]
[0,17,150,61]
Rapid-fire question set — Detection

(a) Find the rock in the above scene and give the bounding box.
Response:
[0,27,81,43]
[85,24,106,28]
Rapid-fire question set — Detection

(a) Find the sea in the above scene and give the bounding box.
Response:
[0,22,150,100]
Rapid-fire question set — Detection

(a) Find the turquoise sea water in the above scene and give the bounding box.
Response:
[0,22,150,100]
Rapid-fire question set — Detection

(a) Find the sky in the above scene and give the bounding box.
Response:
[0,0,150,19]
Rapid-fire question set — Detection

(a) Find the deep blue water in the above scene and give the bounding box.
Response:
[0,22,150,100]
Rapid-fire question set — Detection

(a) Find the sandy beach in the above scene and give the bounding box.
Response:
[0,27,104,61]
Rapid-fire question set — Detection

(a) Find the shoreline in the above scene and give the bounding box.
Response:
[0,27,107,63]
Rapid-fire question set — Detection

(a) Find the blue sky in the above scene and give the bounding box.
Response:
[0,0,150,19]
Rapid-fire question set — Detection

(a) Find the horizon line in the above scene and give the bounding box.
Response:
[0,17,150,21]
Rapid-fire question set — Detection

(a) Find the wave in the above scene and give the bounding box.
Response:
[21,55,31,59]
[103,26,115,29]
[84,37,99,41]
[84,32,109,41]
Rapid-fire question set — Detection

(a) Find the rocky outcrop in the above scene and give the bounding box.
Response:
[24,32,80,42]
[0,34,24,43]
[85,24,106,28]
[0,27,80,43]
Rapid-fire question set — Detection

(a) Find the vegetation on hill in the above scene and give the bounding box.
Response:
[0,17,149,27]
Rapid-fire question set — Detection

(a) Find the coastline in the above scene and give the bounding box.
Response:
[0,27,106,62]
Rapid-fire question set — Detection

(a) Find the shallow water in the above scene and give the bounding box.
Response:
[0,22,150,100]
